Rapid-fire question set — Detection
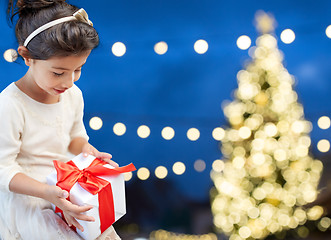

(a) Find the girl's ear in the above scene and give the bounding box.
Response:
[17,46,32,66]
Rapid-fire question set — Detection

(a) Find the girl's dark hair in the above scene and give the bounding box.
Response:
[7,0,99,60]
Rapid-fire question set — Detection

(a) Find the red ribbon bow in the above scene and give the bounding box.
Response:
[53,158,136,233]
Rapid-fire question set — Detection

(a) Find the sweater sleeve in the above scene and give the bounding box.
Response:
[69,85,89,141]
[0,96,24,192]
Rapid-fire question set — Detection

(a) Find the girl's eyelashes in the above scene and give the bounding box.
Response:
[52,68,81,77]
[53,72,64,77]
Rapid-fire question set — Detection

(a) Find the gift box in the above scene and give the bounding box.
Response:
[46,153,136,240]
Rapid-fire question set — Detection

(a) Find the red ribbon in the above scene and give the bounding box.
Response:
[53,158,136,233]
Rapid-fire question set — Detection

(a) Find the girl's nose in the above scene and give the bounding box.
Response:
[64,72,75,88]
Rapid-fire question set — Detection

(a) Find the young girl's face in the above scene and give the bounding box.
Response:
[27,51,91,96]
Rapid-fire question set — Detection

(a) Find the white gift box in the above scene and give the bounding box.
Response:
[46,153,127,240]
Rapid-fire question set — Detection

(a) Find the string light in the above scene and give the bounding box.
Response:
[155,166,168,179]
[89,116,103,130]
[317,139,330,152]
[211,12,322,240]
[194,159,206,172]
[137,125,151,138]
[236,35,251,50]
[187,128,200,141]
[280,29,295,44]
[124,172,133,181]
[161,126,175,140]
[317,116,331,129]
[173,162,186,175]
[137,167,150,180]
[154,41,168,55]
[150,230,217,240]
[112,42,126,57]
[326,25,331,39]
[212,159,225,172]
[194,39,208,54]
[113,122,126,136]
[212,127,225,141]
[3,49,18,62]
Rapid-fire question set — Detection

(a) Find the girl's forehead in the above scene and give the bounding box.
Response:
[44,52,91,68]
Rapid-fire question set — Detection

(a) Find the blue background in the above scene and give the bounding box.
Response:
[1,0,331,204]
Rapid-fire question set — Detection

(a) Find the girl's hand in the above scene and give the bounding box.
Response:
[45,185,95,232]
[81,143,118,167]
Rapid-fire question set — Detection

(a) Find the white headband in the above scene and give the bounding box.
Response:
[23,8,93,47]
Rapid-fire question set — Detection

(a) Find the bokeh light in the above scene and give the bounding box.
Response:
[236,35,251,50]
[89,116,103,130]
[113,122,126,136]
[194,159,206,172]
[154,41,168,55]
[194,39,208,54]
[317,139,330,152]
[280,29,295,44]
[187,128,200,141]
[137,167,150,180]
[317,116,331,130]
[212,127,225,141]
[173,162,186,175]
[124,172,133,181]
[155,166,168,179]
[3,49,18,62]
[112,42,126,57]
[161,126,175,140]
[212,159,225,172]
[137,125,151,138]
[326,25,331,39]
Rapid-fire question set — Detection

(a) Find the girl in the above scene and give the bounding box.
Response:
[0,0,121,239]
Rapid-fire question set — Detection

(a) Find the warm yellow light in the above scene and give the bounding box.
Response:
[291,121,304,133]
[320,217,331,229]
[252,153,265,165]
[173,162,186,175]
[194,39,208,54]
[137,125,150,138]
[232,156,245,169]
[238,126,251,139]
[212,127,225,141]
[274,149,287,161]
[113,122,126,136]
[154,41,168,55]
[137,167,150,180]
[161,126,175,140]
[307,205,324,220]
[317,139,330,152]
[236,35,251,50]
[89,116,103,130]
[212,159,225,172]
[155,166,168,179]
[280,29,295,44]
[238,226,251,238]
[264,123,278,137]
[247,207,259,219]
[124,172,133,181]
[187,128,200,141]
[194,159,206,172]
[3,49,18,62]
[326,25,331,39]
[112,42,126,57]
[297,226,309,238]
[318,116,331,130]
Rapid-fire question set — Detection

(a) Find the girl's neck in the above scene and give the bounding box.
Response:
[15,74,60,104]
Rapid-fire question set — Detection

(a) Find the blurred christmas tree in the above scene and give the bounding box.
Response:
[210,11,324,240]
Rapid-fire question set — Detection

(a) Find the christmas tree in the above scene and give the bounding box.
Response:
[210,11,323,240]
